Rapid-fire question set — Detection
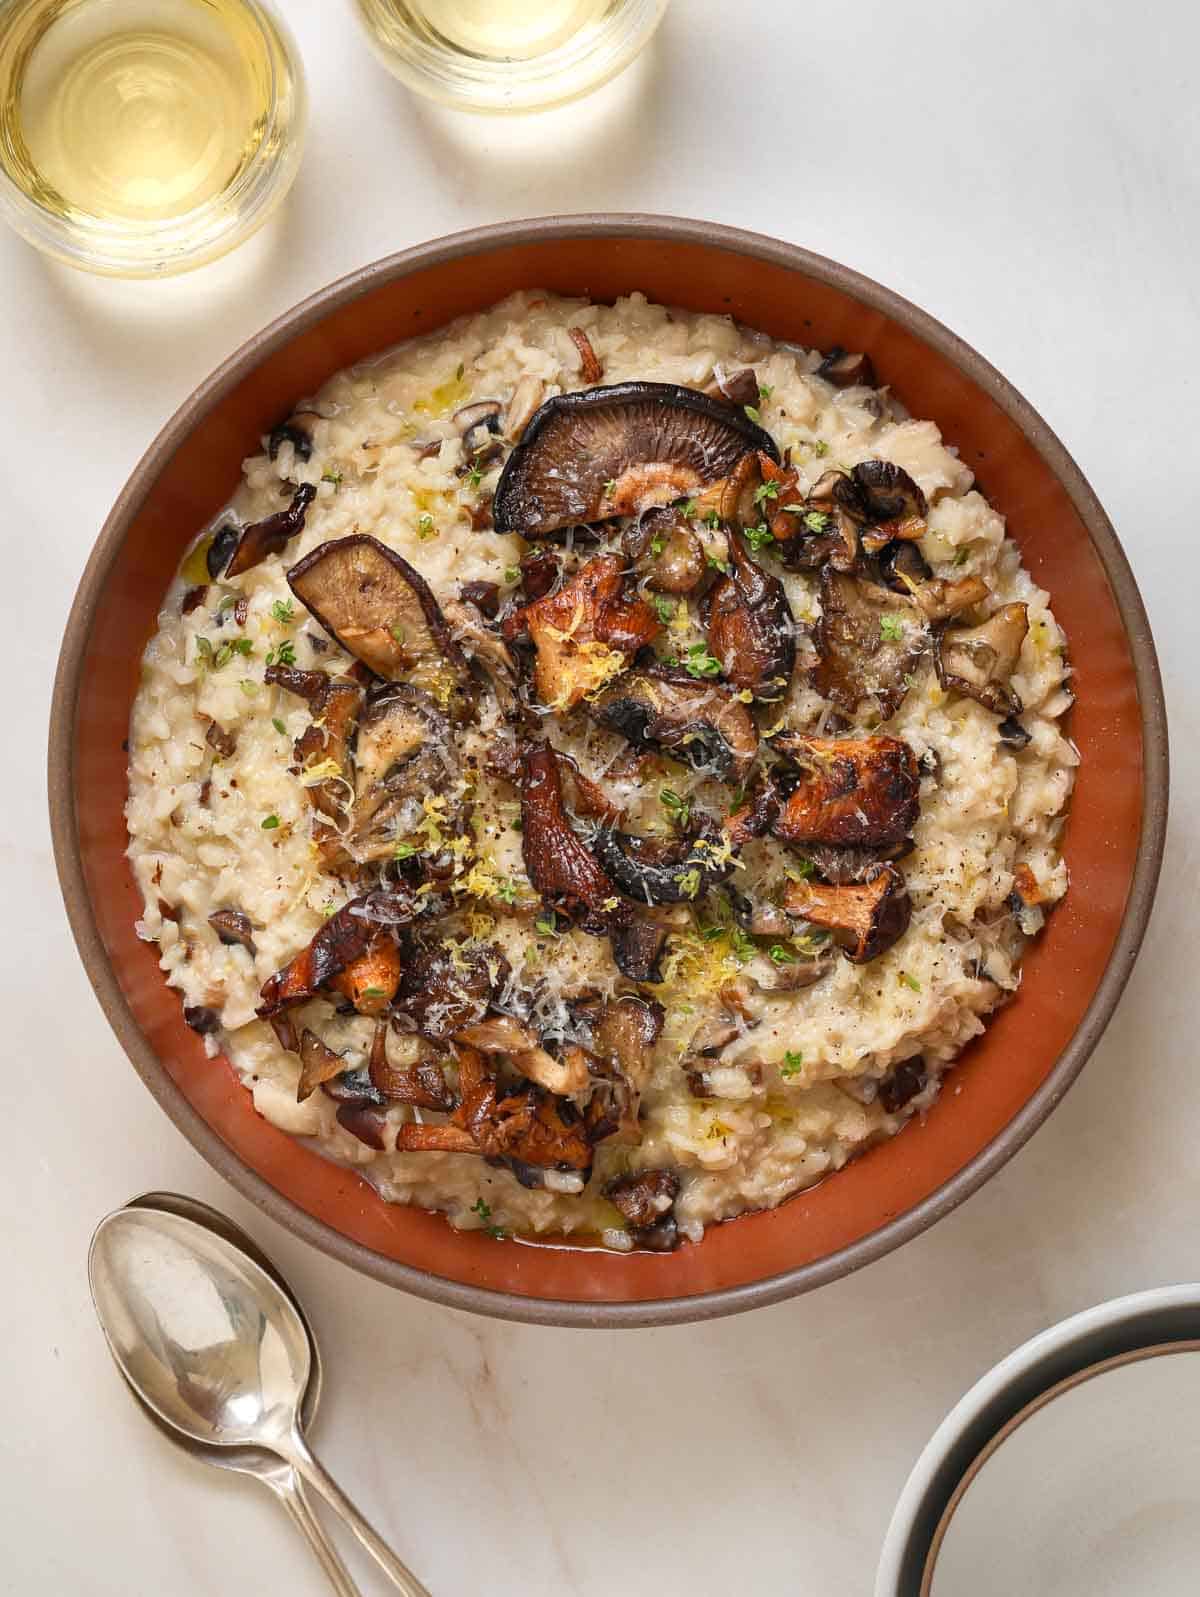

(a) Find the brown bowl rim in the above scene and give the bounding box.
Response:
[48,214,1168,1328]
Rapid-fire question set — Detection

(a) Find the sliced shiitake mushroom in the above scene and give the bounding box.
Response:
[591,665,758,783]
[208,909,256,953]
[606,1168,681,1250]
[206,524,240,580]
[783,864,911,963]
[592,822,733,907]
[506,553,661,712]
[771,733,920,849]
[701,528,796,700]
[817,347,876,389]
[852,460,927,525]
[224,484,316,579]
[287,534,469,686]
[811,569,930,719]
[935,604,1029,716]
[624,507,707,594]
[493,382,779,538]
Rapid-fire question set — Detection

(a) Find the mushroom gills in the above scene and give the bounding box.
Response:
[935,604,1029,716]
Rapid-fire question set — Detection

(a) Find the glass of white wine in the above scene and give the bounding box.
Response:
[0,0,307,277]
[355,0,671,114]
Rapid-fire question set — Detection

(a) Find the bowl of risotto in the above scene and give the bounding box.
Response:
[49,216,1166,1326]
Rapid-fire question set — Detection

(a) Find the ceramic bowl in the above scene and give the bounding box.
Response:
[49,216,1167,1327]
[877,1286,1200,1594]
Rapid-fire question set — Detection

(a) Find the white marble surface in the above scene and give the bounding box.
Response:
[2,0,1196,1590]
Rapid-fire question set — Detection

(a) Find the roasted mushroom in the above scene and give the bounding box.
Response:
[783,864,911,963]
[455,1015,590,1096]
[208,909,256,953]
[205,720,237,759]
[591,666,758,782]
[453,400,504,468]
[997,715,1032,751]
[296,1028,347,1102]
[771,734,920,849]
[852,460,927,526]
[224,484,317,579]
[459,580,501,619]
[346,684,457,862]
[290,676,362,821]
[326,935,403,1015]
[593,822,733,906]
[267,420,313,464]
[257,889,419,1016]
[506,553,661,712]
[878,1059,927,1114]
[701,528,796,700]
[287,534,469,689]
[701,366,761,408]
[779,469,863,572]
[367,1022,454,1111]
[624,508,707,594]
[442,599,523,720]
[206,524,240,581]
[606,1168,680,1250]
[492,382,779,538]
[589,996,663,1142]
[811,569,929,719]
[608,917,668,983]
[817,347,877,389]
[935,604,1029,716]
[567,326,603,384]
[394,940,508,1043]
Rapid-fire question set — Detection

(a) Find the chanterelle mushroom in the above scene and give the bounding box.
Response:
[257,889,420,1017]
[772,733,920,849]
[505,552,661,712]
[288,534,469,693]
[591,665,759,783]
[783,864,911,963]
[701,528,796,700]
[492,381,779,539]
[935,604,1029,716]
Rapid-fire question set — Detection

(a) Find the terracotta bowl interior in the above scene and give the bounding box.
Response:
[54,222,1159,1321]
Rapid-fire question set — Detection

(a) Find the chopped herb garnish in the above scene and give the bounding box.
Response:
[753,479,780,505]
[899,971,922,992]
[503,566,520,584]
[471,1197,492,1220]
[813,439,830,458]
[486,1225,507,1241]
[603,478,617,496]
[682,498,699,518]
[730,926,756,963]
[534,914,558,937]
[390,623,406,645]
[465,463,484,490]
[758,383,773,402]
[320,468,343,488]
[231,637,253,656]
[393,842,418,859]
[321,901,338,918]
[271,599,294,624]
[261,814,281,830]
[660,787,691,827]
[768,943,797,965]
[743,522,774,552]
[239,679,256,696]
[744,404,762,424]
[727,785,748,813]
[455,362,465,381]
[649,534,665,556]
[707,553,730,574]
[675,867,702,899]
[652,595,676,623]
[265,639,297,668]
[494,879,519,904]
[787,856,815,879]
[879,614,905,643]
[416,513,436,540]
[194,637,215,668]
[361,986,386,998]
[704,510,722,531]
[803,510,831,533]
[682,643,722,679]
[272,717,287,735]
[954,546,970,566]
[780,1050,804,1077]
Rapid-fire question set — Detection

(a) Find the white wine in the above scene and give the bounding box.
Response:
[356,0,669,113]
[0,0,306,275]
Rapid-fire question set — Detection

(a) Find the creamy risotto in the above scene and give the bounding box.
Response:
[125,292,1075,1251]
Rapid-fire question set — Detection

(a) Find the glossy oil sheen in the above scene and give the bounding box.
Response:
[50,219,1166,1325]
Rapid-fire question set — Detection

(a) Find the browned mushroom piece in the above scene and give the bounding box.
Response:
[257,889,419,1016]
[779,469,864,572]
[701,528,796,700]
[935,603,1029,716]
[205,720,237,759]
[817,347,877,389]
[506,552,661,712]
[454,1014,591,1096]
[492,382,779,538]
[367,1022,453,1110]
[567,326,603,384]
[291,676,363,821]
[553,751,623,825]
[394,940,509,1043]
[878,1058,928,1114]
[459,580,501,619]
[589,996,663,1142]
[453,400,504,471]
[608,917,669,983]
[909,574,990,623]
[800,841,911,884]
[345,684,458,863]
[723,774,785,848]
[606,1168,681,1250]
[811,568,930,719]
[783,864,911,963]
[442,599,523,720]
[591,665,759,783]
[267,420,313,463]
[263,663,330,705]
[326,935,403,1015]
[208,909,257,953]
[624,507,707,594]
[593,821,734,907]
[518,547,561,603]
[223,484,317,579]
[287,535,469,692]
[296,1028,348,1103]
[771,733,920,848]
[702,366,760,408]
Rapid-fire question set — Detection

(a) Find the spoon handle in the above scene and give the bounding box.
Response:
[281,1428,432,1597]
[268,1471,364,1597]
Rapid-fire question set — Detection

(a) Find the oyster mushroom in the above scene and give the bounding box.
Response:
[224,484,317,579]
[345,683,458,863]
[771,733,920,848]
[783,864,911,963]
[780,469,863,572]
[442,599,523,720]
[701,528,796,700]
[852,459,927,525]
[592,822,734,907]
[455,1014,591,1096]
[591,665,758,782]
[492,381,779,539]
[290,676,363,822]
[287,534,469,687]
[394,940,509,1044]
[811,568,930,719]
[606,1168,681,1251]
[589,996,663,1142]
[935,604,1029,716]
[505,552,661,713]
[368,1023,454,1111]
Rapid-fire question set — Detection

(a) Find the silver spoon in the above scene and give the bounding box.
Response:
[89,1202,430,1597]
[120,1193,359,1596]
